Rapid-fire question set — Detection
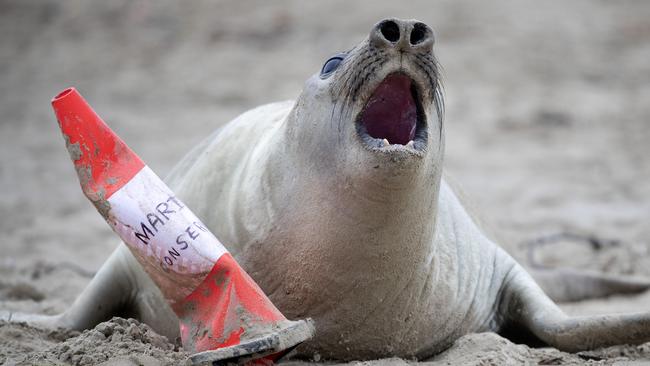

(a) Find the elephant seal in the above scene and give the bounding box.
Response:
[8,18,650,361]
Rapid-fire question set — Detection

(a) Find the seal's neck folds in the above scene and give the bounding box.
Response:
[263,119,443,272]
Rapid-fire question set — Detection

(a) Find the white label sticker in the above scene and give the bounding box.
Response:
[107,166,227,303]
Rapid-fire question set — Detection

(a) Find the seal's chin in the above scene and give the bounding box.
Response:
[356,73,427,152]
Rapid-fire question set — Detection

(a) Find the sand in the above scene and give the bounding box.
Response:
[3,318,187,366]
[1,0,649,365]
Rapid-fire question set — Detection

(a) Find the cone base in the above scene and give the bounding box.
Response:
[188,319,315,366]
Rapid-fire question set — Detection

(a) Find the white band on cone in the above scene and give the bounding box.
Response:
[108,166,227,304]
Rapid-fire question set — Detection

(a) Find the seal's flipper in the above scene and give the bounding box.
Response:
[55,245,139,331]
[57,244,178,341]
[127,278,179,342]
[530,267,650,303]
[501,264,650,352]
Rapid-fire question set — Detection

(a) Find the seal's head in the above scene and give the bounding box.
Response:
[286,18,444,185]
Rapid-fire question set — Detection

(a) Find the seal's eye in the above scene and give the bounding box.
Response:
[320,53,346,78]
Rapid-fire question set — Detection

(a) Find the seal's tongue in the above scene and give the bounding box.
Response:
[359,73,417,145]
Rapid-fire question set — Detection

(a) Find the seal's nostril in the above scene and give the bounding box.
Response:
[410,22,428,45]
[379,20,400,43]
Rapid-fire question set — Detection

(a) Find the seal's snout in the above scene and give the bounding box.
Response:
[370,18,434,53]
[349,18,439,155]
[316,18,441,158]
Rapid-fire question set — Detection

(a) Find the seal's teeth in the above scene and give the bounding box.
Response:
[406,140,414,148]
[382,139,390,147]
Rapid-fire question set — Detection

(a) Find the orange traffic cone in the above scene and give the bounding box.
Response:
[51,87,314,365]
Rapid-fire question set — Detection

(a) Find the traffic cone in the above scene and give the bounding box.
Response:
[51,87,314,365]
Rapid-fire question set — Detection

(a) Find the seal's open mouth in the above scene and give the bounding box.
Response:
[357,73,426,149]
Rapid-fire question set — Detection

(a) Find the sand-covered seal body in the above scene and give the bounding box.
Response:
[162,19,466,358]
[8,18,650,362]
